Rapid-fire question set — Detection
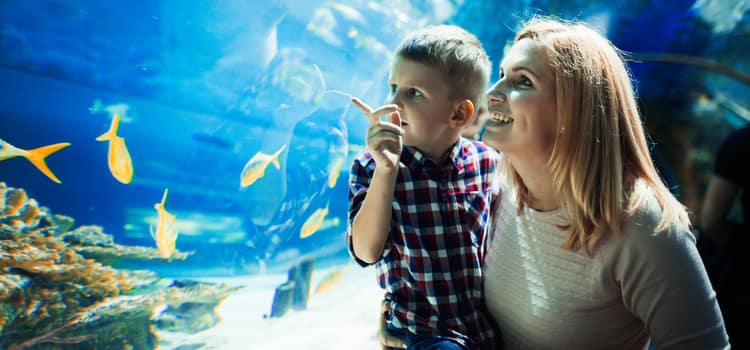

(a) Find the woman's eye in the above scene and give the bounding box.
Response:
[407,88,422,97]
[517,76,532,87]
[389,84,397,95]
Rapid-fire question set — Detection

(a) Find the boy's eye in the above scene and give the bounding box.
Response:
[389,84,397,95]
[407,88,422,97]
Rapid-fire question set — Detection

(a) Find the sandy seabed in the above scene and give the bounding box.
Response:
[157,265,384,350]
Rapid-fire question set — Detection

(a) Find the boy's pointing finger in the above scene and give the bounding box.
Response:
[351,97,374,122]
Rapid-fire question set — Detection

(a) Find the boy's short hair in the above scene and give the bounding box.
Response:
[395,25,491,108]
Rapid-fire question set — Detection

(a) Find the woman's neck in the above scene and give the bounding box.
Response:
[508,154,559,212]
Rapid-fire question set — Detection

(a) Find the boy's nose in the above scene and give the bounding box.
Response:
[385,93,400,106]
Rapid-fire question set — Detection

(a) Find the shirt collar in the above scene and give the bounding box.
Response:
[402,137,464,170]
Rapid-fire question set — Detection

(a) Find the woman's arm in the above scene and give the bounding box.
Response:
[616,209,729,349]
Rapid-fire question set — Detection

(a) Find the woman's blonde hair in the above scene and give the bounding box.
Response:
[504,16,691,255]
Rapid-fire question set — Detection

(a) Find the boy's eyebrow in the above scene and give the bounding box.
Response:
[390,79,431,88]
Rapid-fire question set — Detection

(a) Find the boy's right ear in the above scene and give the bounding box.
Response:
[450,100,475,127]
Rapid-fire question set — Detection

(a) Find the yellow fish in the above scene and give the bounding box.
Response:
[314,266,347,295]
[96,113,133,184]
[327,156,344,188]
[1,138,71,183]
[300,205,328,238]
[240,145,286,188]
[150,188,178,259]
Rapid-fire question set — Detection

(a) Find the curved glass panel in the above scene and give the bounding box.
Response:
[1,1,747,348]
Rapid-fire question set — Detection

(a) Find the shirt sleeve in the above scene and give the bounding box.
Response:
[347,155,374,267]
[614,205,729,349]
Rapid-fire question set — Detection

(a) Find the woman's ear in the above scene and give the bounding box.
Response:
[450,99,475,128]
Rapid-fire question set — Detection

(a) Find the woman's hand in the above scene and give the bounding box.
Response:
[352,97,403,171]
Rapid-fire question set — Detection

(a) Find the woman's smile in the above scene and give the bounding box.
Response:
[485,112,514,127]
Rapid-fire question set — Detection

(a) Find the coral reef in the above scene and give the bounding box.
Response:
[0,182,241,349]
[61,225,192,265]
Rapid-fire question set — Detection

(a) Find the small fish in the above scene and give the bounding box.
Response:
[329,3,366,23]
[150,188,179,259]
[96,113,134,184]
[240,145,286,188]
[307,8,342,46]
[318,216,341,232]
[300,205,329,238]
[192,132,235,150]
[0,138,70,183]
[314,266,347,295]
[327,156,344,188]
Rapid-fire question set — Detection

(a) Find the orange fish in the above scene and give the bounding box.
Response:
[0,138,70,183]
[150,188,178,259]
[314,266,347,295]
[239,145,286,188]
[300,205,329,238]
[96,113,133,184]
[327,156,344,188]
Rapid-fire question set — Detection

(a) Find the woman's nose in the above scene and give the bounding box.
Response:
[486,83,507,103]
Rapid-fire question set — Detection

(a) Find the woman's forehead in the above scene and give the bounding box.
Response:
[500,39,544,69]
[500,39,553,80]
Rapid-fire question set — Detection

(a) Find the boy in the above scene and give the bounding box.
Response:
[347,25,499,350]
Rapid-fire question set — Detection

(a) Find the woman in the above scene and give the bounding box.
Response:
[381,16,729,349]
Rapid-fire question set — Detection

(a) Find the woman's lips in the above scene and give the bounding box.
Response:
[486,112,513,126]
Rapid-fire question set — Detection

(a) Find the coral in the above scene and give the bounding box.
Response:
[6,279,241,350]
[59,225,115,247]
[52,214,75,234]
[0,182,239,349]
[60,225,193,264]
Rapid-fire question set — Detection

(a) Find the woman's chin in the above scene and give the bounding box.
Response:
[480,127,507,146]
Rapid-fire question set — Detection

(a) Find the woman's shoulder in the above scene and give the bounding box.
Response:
[605,183,696,259]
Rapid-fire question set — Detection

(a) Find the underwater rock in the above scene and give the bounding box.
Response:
[269,280,295,318]
[268,258,315,318]
[153,279,243,334]
[0,183,240,349]
[291,258,314,311]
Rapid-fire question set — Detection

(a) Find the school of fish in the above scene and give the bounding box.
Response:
[2,97,345,258]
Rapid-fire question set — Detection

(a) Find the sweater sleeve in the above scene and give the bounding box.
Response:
[613,205,729,349]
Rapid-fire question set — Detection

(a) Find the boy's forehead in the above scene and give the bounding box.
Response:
[389,56,447,82]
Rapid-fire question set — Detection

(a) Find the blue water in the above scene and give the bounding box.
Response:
[0,0,748,347]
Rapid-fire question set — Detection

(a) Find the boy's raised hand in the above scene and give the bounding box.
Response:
[352,97,403,171]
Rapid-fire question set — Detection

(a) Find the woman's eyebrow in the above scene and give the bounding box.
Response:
[499,64,540,79]
[512,66,539,79]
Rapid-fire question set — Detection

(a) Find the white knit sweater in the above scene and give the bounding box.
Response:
[483,180,729,349]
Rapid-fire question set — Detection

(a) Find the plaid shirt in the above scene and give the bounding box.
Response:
[347,138,500,349]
